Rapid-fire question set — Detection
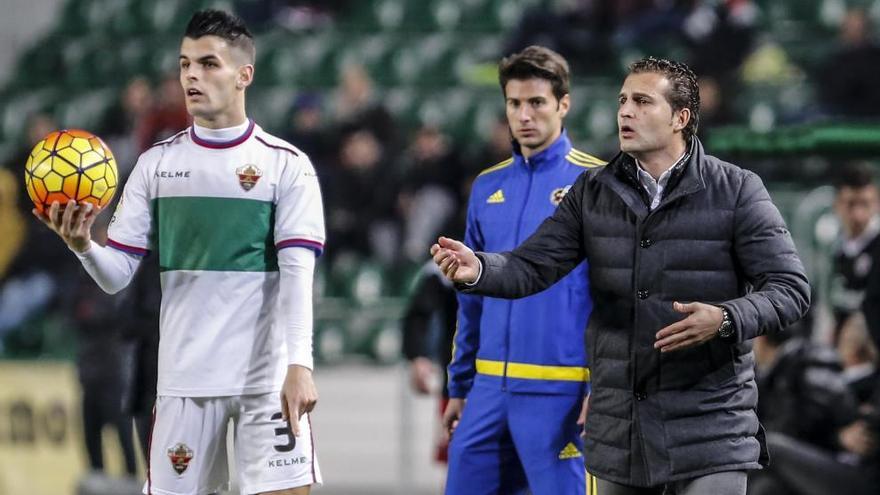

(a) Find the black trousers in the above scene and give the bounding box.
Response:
[594,471,747,495]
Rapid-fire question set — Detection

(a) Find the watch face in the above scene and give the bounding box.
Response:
[718,321,734,338]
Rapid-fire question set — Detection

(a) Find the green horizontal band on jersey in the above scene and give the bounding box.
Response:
[152,196,278,272]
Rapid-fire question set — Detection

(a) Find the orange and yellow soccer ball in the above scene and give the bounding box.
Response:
[24,129,118,213]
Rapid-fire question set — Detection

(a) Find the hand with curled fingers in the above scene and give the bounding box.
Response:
[442,397,465,440]
[654,301,725,353]
[280,364,318,437]
[32,200,100,254]
[429,236,480,284]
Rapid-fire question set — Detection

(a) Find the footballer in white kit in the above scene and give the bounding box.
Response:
[34,9,324,495]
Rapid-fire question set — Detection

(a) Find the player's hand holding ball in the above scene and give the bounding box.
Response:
[430,237,480,284]
[24,129,117,253]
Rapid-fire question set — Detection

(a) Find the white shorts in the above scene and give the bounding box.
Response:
[143,393,322,495]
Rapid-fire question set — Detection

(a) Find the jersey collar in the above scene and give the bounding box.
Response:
[512,128,572,169]
[190,119,255,149]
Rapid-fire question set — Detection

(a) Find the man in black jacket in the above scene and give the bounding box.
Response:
[431,57,810,494]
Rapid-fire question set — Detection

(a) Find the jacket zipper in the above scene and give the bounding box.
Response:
[503,159,534,390]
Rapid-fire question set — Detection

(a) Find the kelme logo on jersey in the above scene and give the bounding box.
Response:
[167,443,194,475]
[550,185,572,206]
[236,164,263,191]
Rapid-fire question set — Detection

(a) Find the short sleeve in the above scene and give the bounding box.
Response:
[106,151,155,257]
[274,155,326,256]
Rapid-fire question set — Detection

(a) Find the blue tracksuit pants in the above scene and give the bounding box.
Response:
[445,384,585,495]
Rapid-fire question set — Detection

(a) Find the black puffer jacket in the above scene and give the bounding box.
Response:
[468,138,811,486]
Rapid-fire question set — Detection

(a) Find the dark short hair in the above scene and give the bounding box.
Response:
[628,57,700,143]
[184,9,255,63]
[834,163,876,191]
[498,46,570,102]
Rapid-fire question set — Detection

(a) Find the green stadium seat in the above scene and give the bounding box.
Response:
[1,88,60,142]
[54,88,116,133]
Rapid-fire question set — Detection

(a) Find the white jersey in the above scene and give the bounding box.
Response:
[108,120,325,397]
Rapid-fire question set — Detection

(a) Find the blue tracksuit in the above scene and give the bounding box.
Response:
[446,131,603,494]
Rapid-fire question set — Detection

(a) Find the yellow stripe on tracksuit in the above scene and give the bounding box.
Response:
[586,472,598,494]
[475,358,591,382]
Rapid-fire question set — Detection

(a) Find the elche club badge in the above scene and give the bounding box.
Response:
[550,185,572,206]
[167,443,194,475]
[236,164,262,191]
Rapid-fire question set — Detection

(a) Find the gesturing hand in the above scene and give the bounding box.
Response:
[654,302,724,353]
[429,236,480,284]
[32,201,100,253]
[280,365,318,436]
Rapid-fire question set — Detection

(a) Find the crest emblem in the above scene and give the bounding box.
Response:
[167,443,194,475]
[236,164,262,191]
[550,185,572,206]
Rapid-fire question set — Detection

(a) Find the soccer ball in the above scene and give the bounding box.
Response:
[24,129,118,213]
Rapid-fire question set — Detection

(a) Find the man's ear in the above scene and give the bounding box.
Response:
[237,64,254,90]
[558,93,571,119]
[673,107,691,132]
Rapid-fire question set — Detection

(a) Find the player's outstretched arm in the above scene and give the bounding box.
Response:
[430,237,481,284]
[32,200,98,253]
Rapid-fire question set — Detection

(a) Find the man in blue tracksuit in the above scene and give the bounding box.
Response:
[443,46,604,495]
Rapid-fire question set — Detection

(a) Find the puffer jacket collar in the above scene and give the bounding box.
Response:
[597,138,706,218]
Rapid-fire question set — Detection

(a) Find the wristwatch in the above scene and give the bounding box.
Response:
[717,307,735,340]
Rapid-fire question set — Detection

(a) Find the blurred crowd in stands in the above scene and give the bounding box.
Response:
[0,0,879,492]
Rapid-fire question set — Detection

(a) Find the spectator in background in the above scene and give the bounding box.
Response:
[686,0,757,137]
[685,0,757,79]
[1,113,75,349]
[73,269,139,488]
[73,220,139,491]
[401,259,459,466]
[472,114,514,173]
[829,164,880,342]
[396,125,464,262]
[753,324,856,454]
[611,0,695,50]
[750,314,880,495]
[502,0,615,73]
[0,168,24,280]
[101,76,154,177]
[333,64,397,151]
[137,72,189,151]
[838,313,879,404]
[695,75,736,138]
[117,253,161,462]
[284,92,332,166]
[236,0,350,30]
[0,167,28,348]
[324,127,397,262]
[818,7,880,118]
[8,112,58,181]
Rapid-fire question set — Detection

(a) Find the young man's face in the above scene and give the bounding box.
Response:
[504,78,569,154]
[835,185,879,237]
[179,35,252,123]
[617,72,689,156]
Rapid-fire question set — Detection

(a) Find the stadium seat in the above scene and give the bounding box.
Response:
[54,88,116,132]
